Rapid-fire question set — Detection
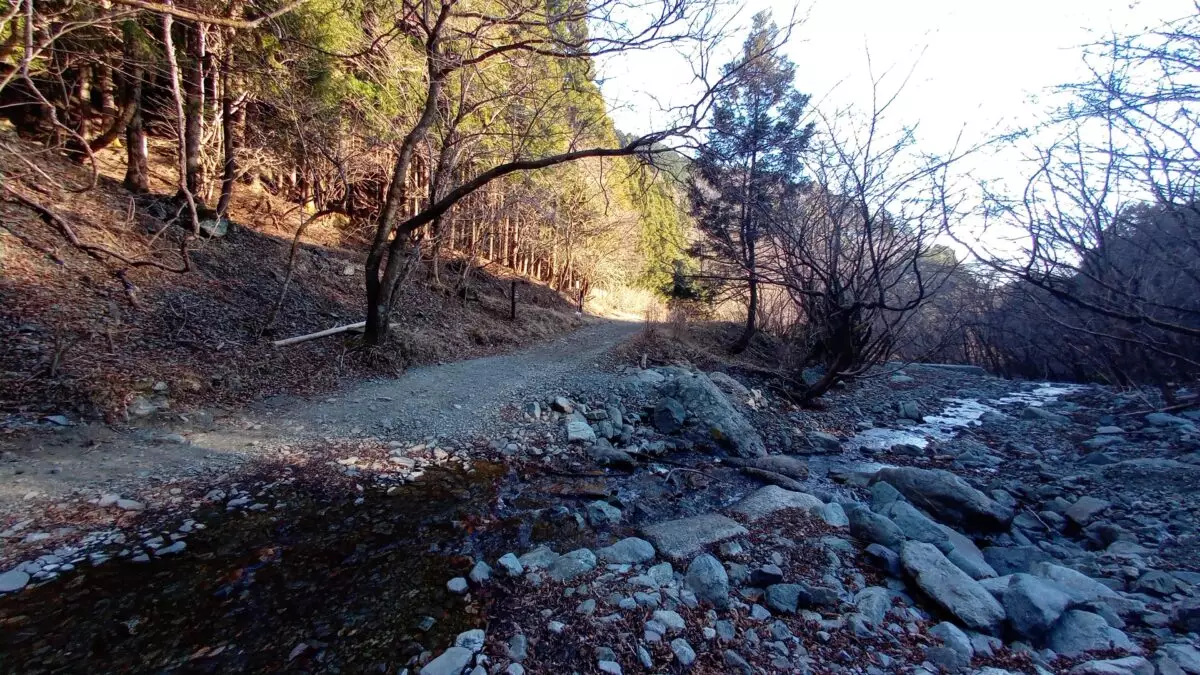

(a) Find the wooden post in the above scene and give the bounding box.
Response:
[510,280,517,320]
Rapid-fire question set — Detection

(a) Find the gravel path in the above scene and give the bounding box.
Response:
[0,318,642,514]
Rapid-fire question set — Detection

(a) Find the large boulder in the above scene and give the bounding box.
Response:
[885,500,952,551]
[660,371,766,457]
[641,514,748,561]
[728,486,824,522]
[845,502,906,548]
[874,467,1014,531]
[900,541,1006,633]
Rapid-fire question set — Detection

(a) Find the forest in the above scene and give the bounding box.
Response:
[0,0,1198,417]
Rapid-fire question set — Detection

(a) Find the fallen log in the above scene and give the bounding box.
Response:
[272,321,366,347]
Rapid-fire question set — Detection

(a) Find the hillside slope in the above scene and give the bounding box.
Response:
[0,134,588,421]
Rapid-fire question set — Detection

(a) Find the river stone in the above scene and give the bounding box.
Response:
[845,503,906,548]
[874,467,1013,531]
[565,412,597,443]
[1068,656,1154,675]
[886,501,951,551]
[729,485,824,522]
[900,541,1006,633]
[642,514,748,561]
[1048,610,1135,657]
[0,570,30,593]
[660,371,766,457]
[548,548,597,582]
[653,397,686,433]
[596,537,656,564]
[420,646,473,675]
[1066,496,1112,526]
[684,553,730,609]
[765,584,810,614]
[1003,573,1072,638]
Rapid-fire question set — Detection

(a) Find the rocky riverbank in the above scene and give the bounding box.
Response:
[1,359,1198,674]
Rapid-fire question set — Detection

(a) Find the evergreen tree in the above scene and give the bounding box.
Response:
[690,12,813,353]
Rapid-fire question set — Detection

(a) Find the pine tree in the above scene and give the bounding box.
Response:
[690,12,814,353]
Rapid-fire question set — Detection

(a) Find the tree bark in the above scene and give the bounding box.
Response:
[121,59,149,193]
[182,21,206,200]
[215,40,240,218]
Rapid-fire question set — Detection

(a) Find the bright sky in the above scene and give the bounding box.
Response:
[599,0,1193,154]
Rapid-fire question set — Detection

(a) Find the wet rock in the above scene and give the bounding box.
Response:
[641,513,748,561]
[497,553,524,577]
[900,541,1006,633]
[596,537,656,564]
[874,466,1014,531]
[845,502,906,548]
[801,431,842,454]
[684,554,729,609]
[660,371,766,457]
[653,397,686,433]
[897,400,923,422]
[548,548,597,582]
[1065,496,1112,527]
[419,646,473,675]
[728,485,824,522]
[1048,610,1136,657]
[1003,573,1071,638]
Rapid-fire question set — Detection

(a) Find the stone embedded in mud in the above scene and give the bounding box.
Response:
[596,537,656,564]
[900,541,1006,633]
[641,513,748,561]
[873,466,1014,532]
[420,646,473,675]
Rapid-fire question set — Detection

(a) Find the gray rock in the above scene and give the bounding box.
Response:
[728,485,824,522]
[1132,570,1177,597]
[886,501,952,551]
[1068,656,1154,675]
[820,502,849,528]
[447,577,469,594]
[1174,597,1200,633]
[0,570,30,593]
[874,467,1014,531]
[551,396,573,413]
[801,431,842,454]
[765,584,810,614]
[685,554,730,609]
[983,546,1050,575]
[900,541,1006,633]
[641,513,748,561]
[1065,496,1112,527]
[524,401,541,418]
[565,412,597,443]
[670,638,696,666]
[1003,573,1072,638]
[587,441,636,469]
[596,537,656,564]
[586,500,622,526]
[1022,406,1072,424]
[1146,412,1193,427]
[1031,563,1118,604]
[497,553,524,577]
[898,400,923,421]
[929,621,974,662]
[598,660,622,675]
[949,547,998,580]
[548,548,597,582]
[865,543,903,577]
[871,481,904,511]
[1160,644,1200,675]
[653,397,686,433]
[1048,610,1135,657]
[854,586,896,625]
[518,546,558,570]
[723,650,753,674]
[507,634,528,662]
[469,560,492,583]
[749,564,784,587]
[653,609,686,633]
[845,502,906,548]
[455,628,486,653]
[709,371,751,398]
[419,646,473,675]
[660,371,766,457]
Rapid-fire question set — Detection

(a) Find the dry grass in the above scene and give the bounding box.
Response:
[0,133,585,420]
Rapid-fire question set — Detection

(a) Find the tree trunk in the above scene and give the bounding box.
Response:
[182,21,206,200]
[731,249,758,354]
[122,58,149,193]
[216,44,240,218]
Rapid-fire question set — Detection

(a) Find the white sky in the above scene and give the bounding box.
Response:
[599,0,1193,153]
